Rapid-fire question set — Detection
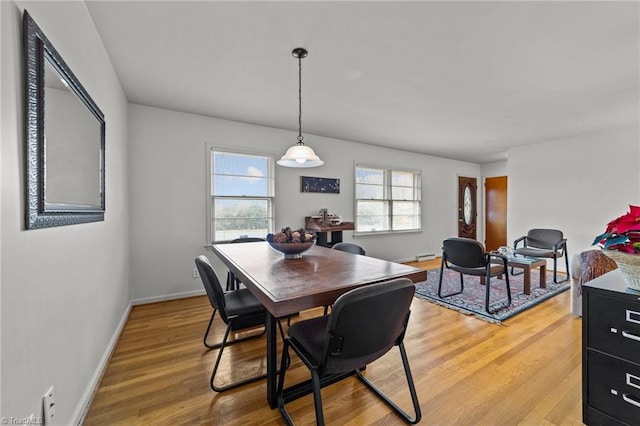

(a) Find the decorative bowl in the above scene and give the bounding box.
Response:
[268,241,315,259]
[603,250,640,291]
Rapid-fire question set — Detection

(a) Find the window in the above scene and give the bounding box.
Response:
[355,165,421,234]
[208,149,274,243]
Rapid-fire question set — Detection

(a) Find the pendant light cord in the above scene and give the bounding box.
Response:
[297,54,304,145]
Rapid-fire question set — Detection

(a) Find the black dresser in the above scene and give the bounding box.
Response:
[583,269,640,425]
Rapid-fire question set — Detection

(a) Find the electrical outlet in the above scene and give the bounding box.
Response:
[43,386,55,424]
[192,267,200,279]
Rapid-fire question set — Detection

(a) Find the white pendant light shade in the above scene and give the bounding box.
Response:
[277,143,324,167]
[278,47,324,168]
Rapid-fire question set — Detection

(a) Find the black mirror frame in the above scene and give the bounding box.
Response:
[24,10,106,229]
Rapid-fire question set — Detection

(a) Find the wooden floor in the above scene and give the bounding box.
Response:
[84,259,583,425]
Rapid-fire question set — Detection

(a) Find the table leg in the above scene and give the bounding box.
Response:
[539,264,547,289]
[266,312,277,408]
[523,265,531,295]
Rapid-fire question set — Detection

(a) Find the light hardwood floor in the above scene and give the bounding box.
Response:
[84,259,582,425]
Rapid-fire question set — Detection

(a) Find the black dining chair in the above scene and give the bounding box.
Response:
[439,237,511,314]
[324,242,367,315]
[226,237,266,290]
[332,242,366,255]
[276,278,421,425]
[513,228,569,283]
[195,255,284,392]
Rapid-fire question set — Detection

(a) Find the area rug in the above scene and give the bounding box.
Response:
[414,268,570,324]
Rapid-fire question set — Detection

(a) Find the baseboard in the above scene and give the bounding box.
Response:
[396,257,420,263]
[71,301,132,425]
[415,253,436,261]
[131,288,206,306]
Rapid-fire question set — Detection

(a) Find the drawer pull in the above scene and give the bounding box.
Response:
[627,309,640,325]
[627,373,640,390]
[622,331,640,342]
[623,393,640,408]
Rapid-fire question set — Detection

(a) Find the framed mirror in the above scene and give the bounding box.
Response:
[24,11,105,229]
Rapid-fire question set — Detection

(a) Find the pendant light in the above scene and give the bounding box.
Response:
[277,48,324,168]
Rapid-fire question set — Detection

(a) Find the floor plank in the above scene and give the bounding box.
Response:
[84,261,582,425]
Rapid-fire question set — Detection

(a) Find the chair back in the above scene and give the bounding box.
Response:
[320,278,414,375]
[442,237,488,268]
[332,242,366,255]
[195,255,229,322]
[527,229,564,249]
[231,237,265,243]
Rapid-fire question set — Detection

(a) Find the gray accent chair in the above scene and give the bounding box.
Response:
[439,237,511,314]
[513,229,569,283]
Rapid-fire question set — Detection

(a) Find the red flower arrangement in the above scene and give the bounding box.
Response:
[592,205,640,253]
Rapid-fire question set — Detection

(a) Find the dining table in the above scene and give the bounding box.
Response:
[210,241,427,408]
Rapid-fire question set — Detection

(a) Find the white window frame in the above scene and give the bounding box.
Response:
[354,164,422,236]
[206,145,275,243]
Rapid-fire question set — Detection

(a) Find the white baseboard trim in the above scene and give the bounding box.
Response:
[395,257,419,263]
[131,289,206,306]
[71,301,132,426]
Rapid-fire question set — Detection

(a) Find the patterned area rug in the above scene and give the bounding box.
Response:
[414,268,570,324]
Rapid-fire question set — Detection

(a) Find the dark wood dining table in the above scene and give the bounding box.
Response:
[210,241,427,408]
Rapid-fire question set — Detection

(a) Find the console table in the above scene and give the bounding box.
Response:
[304,217,355,247]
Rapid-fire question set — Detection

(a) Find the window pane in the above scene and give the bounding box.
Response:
[356,183,384,199]
[392,201,421,230]
[212,198,272,241]
[391,186,415,200]
[356,168,384,185]
[392,201,419,215]
[392,171,414,187]
[214,151,269,177]
[392,215,420,230]
[213,152,271,196]
[214,175,270,197]
[356,200,389,232]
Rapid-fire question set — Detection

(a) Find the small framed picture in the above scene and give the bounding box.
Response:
[300,176,340,194]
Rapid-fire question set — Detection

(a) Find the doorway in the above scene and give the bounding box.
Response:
[457,176,477,240]
[484,176,507,251]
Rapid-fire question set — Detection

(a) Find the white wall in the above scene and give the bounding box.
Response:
[1,2,130,424]
[508,126,640,270]
[128,104,481,301]
[481,160,507,178]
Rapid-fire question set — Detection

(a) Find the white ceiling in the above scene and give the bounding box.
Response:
[85,1,639,163]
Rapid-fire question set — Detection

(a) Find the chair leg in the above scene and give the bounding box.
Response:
[485,272,512,314]
[438,257,463,298]
[311,369,326,426]
[203,309,265,349]
[355,342,421,424]
[277,341,296,426]
[210,323,268,392]
[553,254,569,283]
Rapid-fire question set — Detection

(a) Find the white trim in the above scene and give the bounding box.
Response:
[131,288,206,306]
[71,302,132,426]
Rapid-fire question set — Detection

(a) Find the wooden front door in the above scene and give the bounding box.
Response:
[485,176,507,251]
[458,176,477,240]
